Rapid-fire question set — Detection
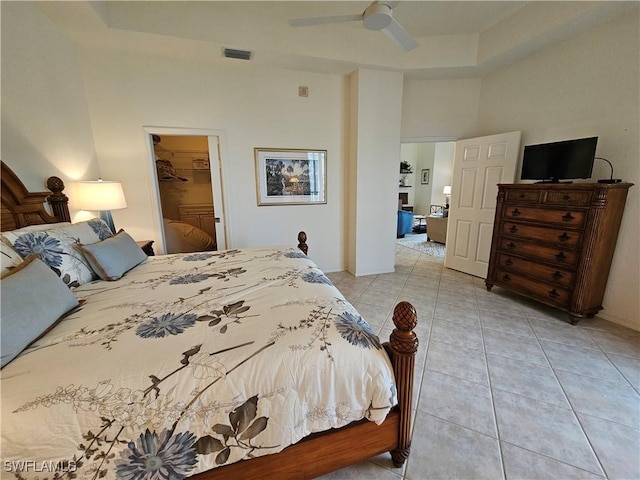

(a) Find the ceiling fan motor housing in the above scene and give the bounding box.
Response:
[363,3,393,30]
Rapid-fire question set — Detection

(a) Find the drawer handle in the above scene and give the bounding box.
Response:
[504,258,513,266]
[548,289,560,298]
[562,212,575,222]
[562,195,571,201]
[511,208,521,217]
[555,252,567,262]
[552,271,564,281]
[502,274,511,282]
[510,225,519,233]
[506,242,516,250]
[558,232,570,242]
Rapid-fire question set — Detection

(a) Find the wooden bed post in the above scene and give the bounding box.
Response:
[388,301,418,467]
[297,231,308,255]
[46,176,71,222]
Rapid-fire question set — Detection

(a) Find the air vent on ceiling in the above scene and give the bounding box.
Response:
[222,48,252,61]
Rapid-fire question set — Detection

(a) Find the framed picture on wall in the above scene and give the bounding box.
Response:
[421,169,430,185]
[254,148,327,205]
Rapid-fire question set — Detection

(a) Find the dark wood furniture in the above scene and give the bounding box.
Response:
[0,161,418,479]
[486,182,633,324]
[136,239,155,256]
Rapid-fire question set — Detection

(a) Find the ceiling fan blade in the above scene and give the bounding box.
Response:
[382,1,401,9]
[288,14,362,27]
[382,17,418,51]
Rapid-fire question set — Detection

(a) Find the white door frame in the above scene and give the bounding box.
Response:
[143,126,229,254]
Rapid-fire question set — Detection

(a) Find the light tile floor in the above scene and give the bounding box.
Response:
[320,243,640,480]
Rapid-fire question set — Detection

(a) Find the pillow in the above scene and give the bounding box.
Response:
[1,255,80,368]
[80,230,147,281]
[6,221,71,233]
[2,218,113,288]
[0,242,23,275]
[163,218,216,253]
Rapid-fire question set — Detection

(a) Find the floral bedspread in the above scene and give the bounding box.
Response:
[1,247,396,480]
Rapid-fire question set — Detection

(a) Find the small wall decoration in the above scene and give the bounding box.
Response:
[255,148,327,205]
[421,169,430,185]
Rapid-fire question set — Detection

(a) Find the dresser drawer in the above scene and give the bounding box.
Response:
[544,190,592,206]
[504,189,541,204]
[498,237,579,267]
[501,222,582,247]
[495,269,570,308]
[502,205,586,227]
[496,253,575,288]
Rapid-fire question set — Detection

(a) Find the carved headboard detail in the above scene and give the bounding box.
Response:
[1,161,71,232]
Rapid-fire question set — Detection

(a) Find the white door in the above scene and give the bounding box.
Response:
[444,131,521,278]
[207,136,227,250]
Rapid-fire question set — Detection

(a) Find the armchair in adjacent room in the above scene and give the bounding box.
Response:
[397,209,414,238]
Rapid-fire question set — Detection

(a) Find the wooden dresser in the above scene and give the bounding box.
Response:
[485,183,632,324]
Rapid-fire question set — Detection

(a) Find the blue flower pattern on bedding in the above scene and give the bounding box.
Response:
[115,428,198,480]
[284,251,307,259]
[182,253,215,261]
[12,232,64,267]
[136,313,198,338]
[3,247,396,480]
[301,270,332,285]
[335,312,382,350]
[169,273,210,285]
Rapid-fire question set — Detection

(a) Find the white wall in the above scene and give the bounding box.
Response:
[431,142,455,207]
[1,3,100,205]
[401,78,482,140]
[77,48,347,272]
[348,69,404,276]
[477,10,640,329]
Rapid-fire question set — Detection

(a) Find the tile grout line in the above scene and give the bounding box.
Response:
[525,315,609,478]
[476,279,508,480]
[401,249,439,480]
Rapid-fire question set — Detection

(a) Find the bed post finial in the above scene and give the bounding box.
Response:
[389,301,418,467]
[46,176,71,222]
[297,231,308,255]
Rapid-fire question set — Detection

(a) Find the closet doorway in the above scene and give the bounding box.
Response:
[146,128,227,254]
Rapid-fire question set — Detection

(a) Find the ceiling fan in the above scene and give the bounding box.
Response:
[288,1,418,52]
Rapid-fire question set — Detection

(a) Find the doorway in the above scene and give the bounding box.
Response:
[396,141,454,254]
[145,127,227,255]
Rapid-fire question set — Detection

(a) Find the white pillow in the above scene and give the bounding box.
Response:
[0,242,23,275]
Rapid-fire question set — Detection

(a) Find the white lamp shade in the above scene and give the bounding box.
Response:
[443,185,452,195]
[77,180,127,211]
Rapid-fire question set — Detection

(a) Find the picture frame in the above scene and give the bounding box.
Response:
[421,168,430,185]
[254,148,327,205]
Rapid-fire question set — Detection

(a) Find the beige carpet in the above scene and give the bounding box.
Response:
[396,233,446,256]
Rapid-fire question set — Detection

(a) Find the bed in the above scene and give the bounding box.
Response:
[0,161,418,480]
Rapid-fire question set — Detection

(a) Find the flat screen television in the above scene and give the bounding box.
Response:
[521,137,598,183]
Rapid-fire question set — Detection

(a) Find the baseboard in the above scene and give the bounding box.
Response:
[596,312,640,332]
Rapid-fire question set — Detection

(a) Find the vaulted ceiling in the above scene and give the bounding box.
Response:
[38,1,636,79]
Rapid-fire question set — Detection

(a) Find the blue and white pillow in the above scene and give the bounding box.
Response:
[2,218,113,288]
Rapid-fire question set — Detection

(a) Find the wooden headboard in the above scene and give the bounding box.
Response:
[1,161,71,232]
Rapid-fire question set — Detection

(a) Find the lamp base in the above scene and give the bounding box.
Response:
[99,211,116,234]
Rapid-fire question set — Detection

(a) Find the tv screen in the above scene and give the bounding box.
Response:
[521,137,598,182]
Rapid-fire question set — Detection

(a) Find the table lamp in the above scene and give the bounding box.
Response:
[77,179,127,233]
[443,185,451,208]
